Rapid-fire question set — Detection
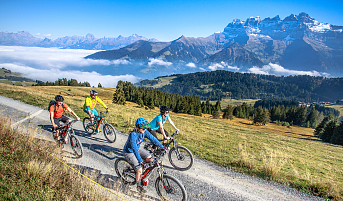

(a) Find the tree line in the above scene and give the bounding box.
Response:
[139,71,343,102]
[33,78,103,88]
[222,100,340,129]
[112,81,221,117]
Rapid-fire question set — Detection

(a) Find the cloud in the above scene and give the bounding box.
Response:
[1,63,137,88]
[248,63,325,76]
[0,46,129,69]
[208,62,240,71]
[44,34,51,37]
[186,62,196,68]
[0,46,138,87]
[34,33,41,36]
[199,67,206,71]
[148,58,172,66]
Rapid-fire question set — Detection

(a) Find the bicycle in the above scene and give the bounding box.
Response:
[83,111,118,143]
[54,120,83,158]
[114,148,187,201]
[144,131,194,171]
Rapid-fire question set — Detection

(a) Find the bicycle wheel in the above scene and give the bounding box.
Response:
[103,123,117,143]
[168,146,194,171]
[155,174,187,201]
[70,133,83,158]
[83,117,94,134]
[114,158,136,185]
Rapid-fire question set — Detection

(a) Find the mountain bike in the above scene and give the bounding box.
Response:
[54,119,83,158]
[83,111,117,143]
[114,148,187,201]
[144,131,194,171]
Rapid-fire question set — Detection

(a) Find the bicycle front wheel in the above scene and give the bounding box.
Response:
[70,134,83,158]
[103,123,117,143]
[155,174,187,201]
[83,117,94,134]
[168,146,194,171]
[114,158,136,185]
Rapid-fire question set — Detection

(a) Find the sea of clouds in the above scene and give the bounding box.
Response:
[0,46,329,88]
[0,46,137,87]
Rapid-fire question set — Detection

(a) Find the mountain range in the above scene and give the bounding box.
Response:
[0,31,158,50]
[86,12,343,77]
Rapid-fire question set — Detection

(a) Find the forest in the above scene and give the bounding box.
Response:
[139,71,343,102]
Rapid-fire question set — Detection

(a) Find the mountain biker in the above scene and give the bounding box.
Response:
[49,95,80,143]
[123,118,166,193]
[83,90,108,133]
[148,105,179,150]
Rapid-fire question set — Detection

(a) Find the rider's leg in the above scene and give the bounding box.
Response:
[157,128,169,145]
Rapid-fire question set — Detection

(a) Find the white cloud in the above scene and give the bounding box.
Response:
[199,67,206,71]
[34,33,41,36]
[0,46,138,87]
[44,34,51,37]
[148,58,172,66]
[0,46,129,69]
[1,63,137,88]
[208,62,240,71]
[248,63,325,76]
[186,62,196,68]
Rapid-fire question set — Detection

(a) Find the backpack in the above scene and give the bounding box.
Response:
[48,100,65,112]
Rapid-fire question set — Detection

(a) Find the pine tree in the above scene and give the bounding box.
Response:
[319,119,337,142]
[330,121,343,145]
[113,85,126,105]
[314,115,334,137]
[98,83,102,88]
[223,104,234,120]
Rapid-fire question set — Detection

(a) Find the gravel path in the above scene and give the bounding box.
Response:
[0,95,325,201]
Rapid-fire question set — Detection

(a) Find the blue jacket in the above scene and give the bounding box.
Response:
[123,129,164,163]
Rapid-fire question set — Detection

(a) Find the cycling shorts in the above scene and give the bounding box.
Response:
[53,115,70,131]
[83,108,98,116]
[123,147,151,171]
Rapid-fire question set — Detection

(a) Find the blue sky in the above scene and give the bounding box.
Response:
[1,0,342,41]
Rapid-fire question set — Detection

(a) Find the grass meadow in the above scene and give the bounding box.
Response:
[0,83,342,200]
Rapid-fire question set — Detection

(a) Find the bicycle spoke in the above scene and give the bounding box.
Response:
[168,146,194,171]
[155,175,187,201]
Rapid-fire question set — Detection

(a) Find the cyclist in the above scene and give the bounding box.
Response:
[49,95,80,143]
[123,118,166,193]
[148,105,179,151]
[83,90,108,133]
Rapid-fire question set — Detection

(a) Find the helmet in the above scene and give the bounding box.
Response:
[135,118,151,129]
[90,90,98,96]
[55,95,64,101]
[160,105,171,114]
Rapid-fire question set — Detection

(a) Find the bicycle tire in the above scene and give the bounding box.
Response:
[103,123,117,143]
[114,158,136,185]
[83,117,94,134]
[168,146,194,171]
[70,133,83,158]
[155,174,187,201]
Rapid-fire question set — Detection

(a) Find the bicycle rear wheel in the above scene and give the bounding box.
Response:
[155,174,187,201]
[103,123,117,143]
[70,133,83,158]
[168,146,194,171]
[83,117,94,134]
[114,158,136,185]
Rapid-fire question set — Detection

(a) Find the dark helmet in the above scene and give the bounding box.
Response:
[90,90,98,96]
[160,105,171,114]
[135,118,151,129]
[55,95,64,101]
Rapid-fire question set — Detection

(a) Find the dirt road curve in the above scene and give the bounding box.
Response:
[0,95,324,201]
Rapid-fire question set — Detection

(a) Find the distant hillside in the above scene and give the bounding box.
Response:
[137,70,343,102]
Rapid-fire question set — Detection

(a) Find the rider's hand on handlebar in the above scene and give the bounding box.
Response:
[161,147,168,155]
[141,162,150,169]
[165,136,170,140]
[76,117,80,121]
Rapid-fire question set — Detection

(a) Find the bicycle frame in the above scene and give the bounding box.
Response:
[56,120,76,143]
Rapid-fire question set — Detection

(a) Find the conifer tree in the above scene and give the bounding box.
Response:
[320,119,337,142]
[113,85,126,105]
[330,121,343,145]
[314,115,334,137]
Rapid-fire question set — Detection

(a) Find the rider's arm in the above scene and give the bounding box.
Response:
[158,121,169,139]
[168,117,179,131]
[145,130,164,149]
[96,97,107,109]
[50,110,57,128]
[66,107,80,121]
[128,133,144,163]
